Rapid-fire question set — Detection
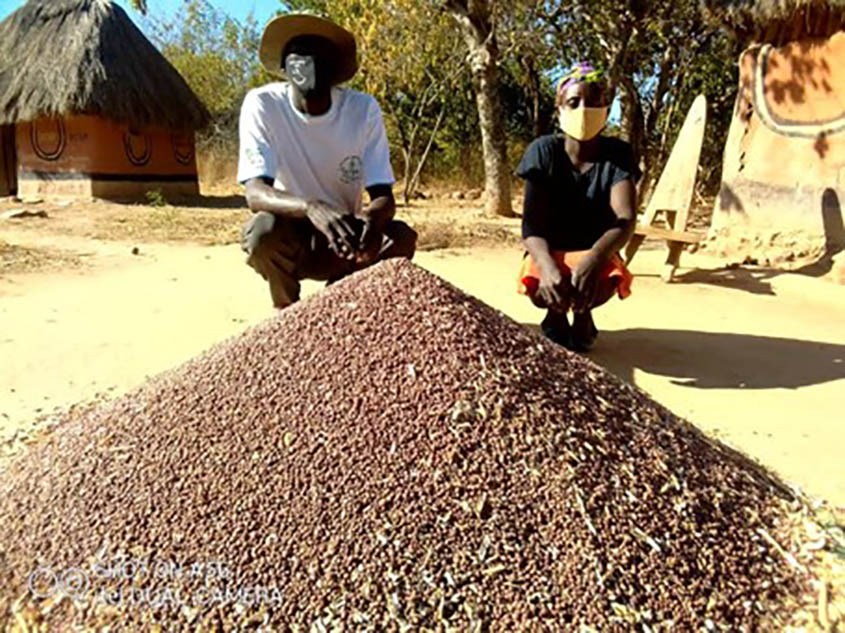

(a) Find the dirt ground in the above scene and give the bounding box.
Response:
[1,196,844,509]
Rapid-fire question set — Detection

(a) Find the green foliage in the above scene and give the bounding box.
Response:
[284,0,476,197]
[533,0,739,197]
[656,30,740,194]
[145,189,168,207]
[128,0,147,15]
[147,0,273,149]
[146,0,738,197]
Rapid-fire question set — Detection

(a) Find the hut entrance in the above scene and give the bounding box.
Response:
[0,125,17,196]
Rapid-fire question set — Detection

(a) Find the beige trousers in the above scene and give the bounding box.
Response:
[241,212,417,308]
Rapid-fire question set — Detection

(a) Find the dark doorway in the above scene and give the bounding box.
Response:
[0,124,17,196]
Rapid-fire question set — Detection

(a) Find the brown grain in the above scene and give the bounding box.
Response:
[0,259,804,630]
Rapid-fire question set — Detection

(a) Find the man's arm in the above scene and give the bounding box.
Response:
[362,184,395,226]
[244,177,308,219]
[358,96,396,248]
[356,183,396,263]
[243,177,357,259]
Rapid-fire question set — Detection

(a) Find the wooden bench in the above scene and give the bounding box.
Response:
[624,95,708,282]
[625,213,706,281]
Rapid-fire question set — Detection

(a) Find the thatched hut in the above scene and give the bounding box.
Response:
[704,0,845,260]
[0,0,210,199]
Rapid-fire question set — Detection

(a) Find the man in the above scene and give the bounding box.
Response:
[238,14,417,309]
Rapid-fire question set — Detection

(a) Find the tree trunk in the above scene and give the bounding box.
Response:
[473,52,514,217]
[444,0,513,217]
[408,104,446,198]
[618,78,648,202]
[402,148,413,205]
[522,57,543,138]
[645,47,675,143]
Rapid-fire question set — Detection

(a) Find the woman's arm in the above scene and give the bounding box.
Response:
[523,180,566,309]
[570,178,637,311]
[590,178,637,260]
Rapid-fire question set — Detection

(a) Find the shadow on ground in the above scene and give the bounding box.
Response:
[672,266,782,296]
[673,257,841,297]
[173,195,246,209]
[524,325,845,389]
[674,188,843,296]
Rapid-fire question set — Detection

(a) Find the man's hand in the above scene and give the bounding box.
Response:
[305,200,358,261]
[571,251,602,313]
[355,185,395,265]
[537,263,567,311]
[241,210,275,253]
[354,217,384,265]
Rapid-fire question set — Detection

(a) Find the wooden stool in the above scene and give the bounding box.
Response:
[625,95,708,281]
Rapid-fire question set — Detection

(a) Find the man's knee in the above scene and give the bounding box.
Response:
[384,220,417,259]
[241,211,277,258]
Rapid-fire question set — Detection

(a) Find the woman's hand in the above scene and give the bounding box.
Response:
[537,263,567,311]
[571,251,602,313]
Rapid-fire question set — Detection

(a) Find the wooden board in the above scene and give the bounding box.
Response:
[632,224,703,243]
[625,95,708,280]
[641,94,707,231]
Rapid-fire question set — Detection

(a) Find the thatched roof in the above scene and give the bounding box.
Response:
[702,0,845,43]
[0,0,210,130]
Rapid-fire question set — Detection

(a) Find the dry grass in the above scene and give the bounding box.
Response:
[89,202,245,246]
[197,149,240,195]
[194,144,498,200]
[194,146,523,251]
[414,220,521,251]
[0,238,86,275]
[0,192,522,276]
[401,198,522,251]
[0,197,247,247]
[772,500,845,631]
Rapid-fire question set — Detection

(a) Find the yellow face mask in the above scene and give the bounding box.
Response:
[558,105,609,141]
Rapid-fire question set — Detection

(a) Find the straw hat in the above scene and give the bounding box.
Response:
[259,14,358,84]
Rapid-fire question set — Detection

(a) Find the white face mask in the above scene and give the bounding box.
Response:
[558,104,609,141]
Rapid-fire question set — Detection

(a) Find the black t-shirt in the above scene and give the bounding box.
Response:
[516,134,641,251]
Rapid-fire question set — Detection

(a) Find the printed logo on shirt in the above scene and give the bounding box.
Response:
[245,147,264,169]
[339,156,364,185]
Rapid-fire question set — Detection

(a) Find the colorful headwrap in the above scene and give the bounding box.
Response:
[557,62,607,97]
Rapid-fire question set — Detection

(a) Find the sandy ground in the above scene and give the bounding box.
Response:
[1,230,844,507]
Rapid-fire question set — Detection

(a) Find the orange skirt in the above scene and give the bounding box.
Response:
[517,250,633,299]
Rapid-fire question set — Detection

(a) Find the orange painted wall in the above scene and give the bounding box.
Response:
[0,126,12,196]
[16,114,199,198]
[714,32,845,241]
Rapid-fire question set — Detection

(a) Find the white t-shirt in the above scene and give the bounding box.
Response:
[237,82,395,214]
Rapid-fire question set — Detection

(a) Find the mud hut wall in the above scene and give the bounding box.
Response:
[0,143,9,197]
[15,114,199,198]
[713,31,845,245]
[0,124,15,196]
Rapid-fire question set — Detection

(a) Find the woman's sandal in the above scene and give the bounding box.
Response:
[570,312,599,352]
[541,312,573,349]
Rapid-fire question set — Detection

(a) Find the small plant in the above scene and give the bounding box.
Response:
[146,189,167,208]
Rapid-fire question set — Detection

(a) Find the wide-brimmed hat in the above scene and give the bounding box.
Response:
[259,14,358,84]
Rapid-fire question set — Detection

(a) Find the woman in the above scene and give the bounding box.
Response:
[516,63,638,352]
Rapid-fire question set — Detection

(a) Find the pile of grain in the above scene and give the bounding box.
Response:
[0,259,803,630]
